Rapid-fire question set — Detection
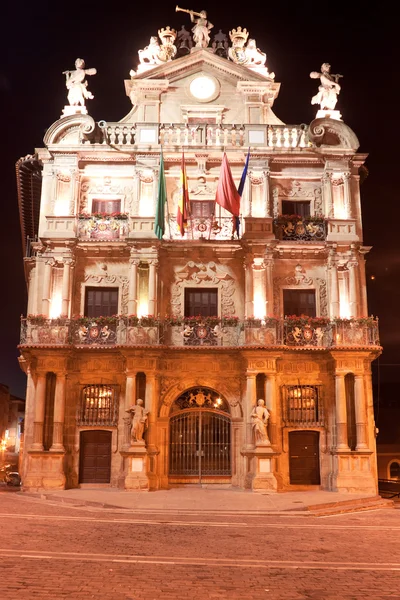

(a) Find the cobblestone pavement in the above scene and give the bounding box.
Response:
[0,490,400,600]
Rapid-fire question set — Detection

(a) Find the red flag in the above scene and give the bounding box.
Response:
[177,153,189,236]
[215,153,241,217]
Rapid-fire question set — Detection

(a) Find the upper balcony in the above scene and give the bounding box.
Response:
[20,316,380,350]
[96,122,309,150]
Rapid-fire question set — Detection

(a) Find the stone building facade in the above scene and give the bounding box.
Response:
[16,20,381,493]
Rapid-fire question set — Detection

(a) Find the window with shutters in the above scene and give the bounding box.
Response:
[85,287,119,318]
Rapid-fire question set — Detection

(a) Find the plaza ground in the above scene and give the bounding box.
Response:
[1,485,399,599]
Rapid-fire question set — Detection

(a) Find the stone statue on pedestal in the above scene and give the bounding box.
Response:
[251,399,270,445]
[125,399,149,444]
[310,63,342,111]
[63,58,97,108]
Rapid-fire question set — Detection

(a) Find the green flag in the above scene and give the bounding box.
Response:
[154,151,167,240]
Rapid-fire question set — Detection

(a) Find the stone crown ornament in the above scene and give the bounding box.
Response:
[158,26,177,43]
[229,27,249,44]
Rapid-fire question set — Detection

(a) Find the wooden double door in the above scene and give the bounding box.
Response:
[79,430,112,484]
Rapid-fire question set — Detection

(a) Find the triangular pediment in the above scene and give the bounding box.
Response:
[130,49,274,84]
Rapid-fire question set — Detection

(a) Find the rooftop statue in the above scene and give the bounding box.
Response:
[63,58,97,108]
[310,63,343,111]
[137,28,177,69]
[176,5,213,48]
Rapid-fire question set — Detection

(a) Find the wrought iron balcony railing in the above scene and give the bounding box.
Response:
[273,217,327,241]
[20,317,380,349]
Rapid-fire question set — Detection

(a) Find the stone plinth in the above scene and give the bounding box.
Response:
[121,444,149,491]
[242,445,278,492]
[23,451,66,491]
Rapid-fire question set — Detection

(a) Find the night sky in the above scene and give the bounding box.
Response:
[0,1,397,398]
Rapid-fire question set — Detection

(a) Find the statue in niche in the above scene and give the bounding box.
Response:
[63,58,97,107]
[251,399,271,445]
[310,63,343,111]
[125,399,149,443]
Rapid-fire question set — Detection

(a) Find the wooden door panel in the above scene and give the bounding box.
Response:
[289,431,320,485]
[79,430,112,484]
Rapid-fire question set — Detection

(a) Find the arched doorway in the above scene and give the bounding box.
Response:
[169,388,231,484]
[289,430,320,485]
[79,430,112,484]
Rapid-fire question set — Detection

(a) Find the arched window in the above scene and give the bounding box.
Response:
[390,461,400,480]
[78,385,118,426]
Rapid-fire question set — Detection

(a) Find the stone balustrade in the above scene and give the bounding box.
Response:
[96,122,309,149]
[20,317,380,349]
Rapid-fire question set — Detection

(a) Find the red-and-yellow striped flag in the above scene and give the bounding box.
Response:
[177,153,189,236]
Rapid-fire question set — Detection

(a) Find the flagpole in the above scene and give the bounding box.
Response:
[163,148,173,240]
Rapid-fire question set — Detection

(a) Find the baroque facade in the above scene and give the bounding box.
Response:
[16,17,381,493]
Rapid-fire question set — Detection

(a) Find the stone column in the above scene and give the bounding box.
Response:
[41,259,54,317]
[50,373,66,451]
[265,252,274,317]
[266,374,277,445]
[128,258,139,315]
[263,168,271,218]
[343,172,352,218]
[328,248,340,318]
[323,172,334,217]
[31,374,46,451]
[245,373,257,448]
[335,373,349,450]
[145,373,157,450]
[348,258,359,318]
[148,260,158,316]
[245,257,254,318]
[61,259,73,317]
[354,375,369,450]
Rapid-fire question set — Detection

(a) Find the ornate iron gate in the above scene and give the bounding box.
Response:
[169,408,231,480]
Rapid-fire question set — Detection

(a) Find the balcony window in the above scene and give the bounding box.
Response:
[78,385,118,426]
[91,199,121,215]
[190,200,215,218]
[85,287,118,318]
[281,200,310,218]
[283,289,316,317]
[184,288,218,317]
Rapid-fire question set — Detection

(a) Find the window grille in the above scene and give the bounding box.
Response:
[282,385,324,427]
[77,385,118,426]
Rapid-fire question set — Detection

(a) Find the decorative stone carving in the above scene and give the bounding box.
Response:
[125,399,149,444]
[171,261,236,317]
[62,59,97,116]
[176,25,193,54]
[83,273,129,314]
[79,178,134,215]
[138,28,177,67]
[178,7,214,48]
[310,63,342,111]
[251,399,270,446]
[228,28,274,77]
